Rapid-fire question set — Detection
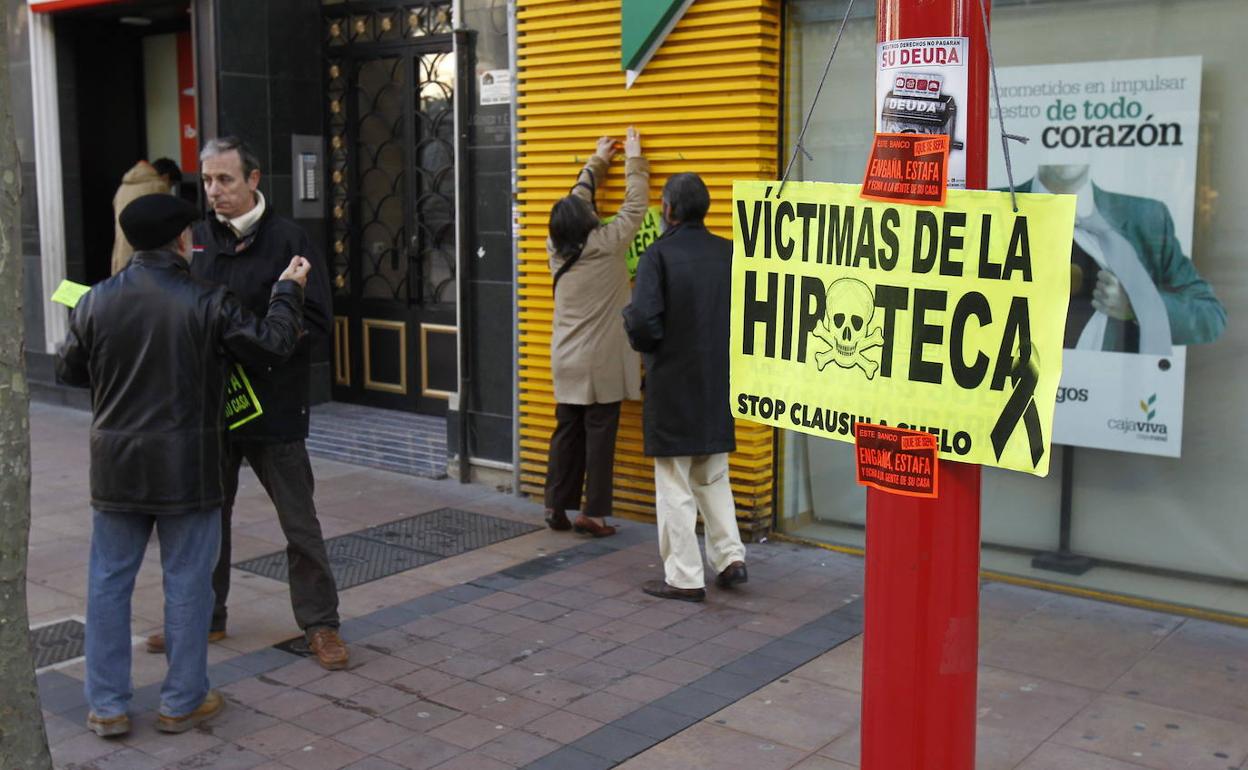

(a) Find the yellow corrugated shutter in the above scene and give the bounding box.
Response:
[517,0,779,537]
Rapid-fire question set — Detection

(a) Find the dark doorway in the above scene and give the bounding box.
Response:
[324,3,461,416]
[55,0,194,286]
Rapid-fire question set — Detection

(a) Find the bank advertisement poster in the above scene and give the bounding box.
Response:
[729,181,1075,476]
[989,56,1226,458]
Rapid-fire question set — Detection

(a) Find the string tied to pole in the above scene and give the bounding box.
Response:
[777,0,856,198]
[976,0,1028,213]
[778,0,1031,215]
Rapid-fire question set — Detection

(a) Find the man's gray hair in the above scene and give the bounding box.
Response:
[200,136,262,177]
[662,172,710,224]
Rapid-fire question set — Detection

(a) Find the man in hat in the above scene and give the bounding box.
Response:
[57,193,311,737]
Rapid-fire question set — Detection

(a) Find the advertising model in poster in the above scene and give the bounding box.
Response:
[877,37,969,190]
[989,56,1227,458]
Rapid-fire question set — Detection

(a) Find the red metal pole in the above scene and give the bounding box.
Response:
[860,2,989,769]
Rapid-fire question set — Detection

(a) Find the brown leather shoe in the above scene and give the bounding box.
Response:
[642,580,706,603]
[308,627,349,670]
[86,712,130,737]
[572,514,616,538]
[716,561,748,589]
[545,508,571,531]
[145,629,226,654]
[156,689,224,734]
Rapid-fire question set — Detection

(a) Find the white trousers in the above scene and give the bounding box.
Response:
[654,453,747,590]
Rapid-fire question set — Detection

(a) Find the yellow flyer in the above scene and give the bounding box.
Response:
[730,181,1075,476]
[51,280,91,308]
[224,364,263,431]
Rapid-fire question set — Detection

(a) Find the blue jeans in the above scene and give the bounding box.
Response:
[85,508,220,719]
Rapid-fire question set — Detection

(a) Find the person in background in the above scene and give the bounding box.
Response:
[110,159,181,275]
[623,172,747,603]
[57,194,308,737]
[152,157,184,196]
[543,127,649,538]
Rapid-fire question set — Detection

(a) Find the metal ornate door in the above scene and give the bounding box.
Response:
[325,3,459,415]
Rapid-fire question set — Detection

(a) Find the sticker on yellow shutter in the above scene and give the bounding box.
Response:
[603,204,663,278]
[729,180,1076,476]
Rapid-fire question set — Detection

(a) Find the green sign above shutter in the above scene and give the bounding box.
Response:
[621,0,694,87]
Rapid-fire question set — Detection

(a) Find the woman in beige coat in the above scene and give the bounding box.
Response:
[111,160,178,275]
[544,127,649,537]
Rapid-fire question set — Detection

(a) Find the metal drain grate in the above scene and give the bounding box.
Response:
[235,508,540,590]
[359,508,538,558]
[234,535,438,589]
[31,619,86,670]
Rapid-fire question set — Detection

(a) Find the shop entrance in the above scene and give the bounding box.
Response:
[324,3,460,416]
[53,0,196,286]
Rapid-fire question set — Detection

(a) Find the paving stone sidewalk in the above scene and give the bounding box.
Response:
[25,403,1248,770]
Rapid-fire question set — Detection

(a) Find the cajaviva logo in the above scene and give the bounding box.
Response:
[1108,393,1167,440]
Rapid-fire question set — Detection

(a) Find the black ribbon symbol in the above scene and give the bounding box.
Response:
[991,341,1045,467]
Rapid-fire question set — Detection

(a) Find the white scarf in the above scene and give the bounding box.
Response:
[219,190,267,238]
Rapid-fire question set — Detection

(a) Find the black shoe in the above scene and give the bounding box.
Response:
[716,561,748,589]
[642,580,705,603]
[545,509,571,531]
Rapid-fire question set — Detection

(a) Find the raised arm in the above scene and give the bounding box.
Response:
[218,257,308,367]
[570,138,613,207]
[597,127,650,249]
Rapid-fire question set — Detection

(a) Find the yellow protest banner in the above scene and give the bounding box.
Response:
[730,181,1075,476]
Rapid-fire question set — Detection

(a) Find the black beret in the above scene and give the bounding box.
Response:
[120,194,201,251]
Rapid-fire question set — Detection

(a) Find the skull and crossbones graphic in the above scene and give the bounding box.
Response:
[812,278,885,379]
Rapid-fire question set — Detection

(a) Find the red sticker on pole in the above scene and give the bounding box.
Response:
[860,132,950,206]
[855,423,939,498]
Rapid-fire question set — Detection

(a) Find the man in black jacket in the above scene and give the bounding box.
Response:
[623,173,747,603]
[146,136,349,670]
[57,194,308,737]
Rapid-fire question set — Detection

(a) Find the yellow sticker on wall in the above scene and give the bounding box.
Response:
[730,180,1076,476]
[604,205,663,278]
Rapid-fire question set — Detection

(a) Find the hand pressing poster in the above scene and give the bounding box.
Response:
[989,56,1226,457]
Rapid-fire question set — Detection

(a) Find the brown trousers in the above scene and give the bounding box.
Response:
[544,402,621,519]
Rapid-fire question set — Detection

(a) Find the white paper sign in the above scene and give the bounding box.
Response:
[876,37,970,190]
[479,69,512,106]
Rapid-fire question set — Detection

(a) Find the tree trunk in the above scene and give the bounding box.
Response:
[0,7,53,770]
